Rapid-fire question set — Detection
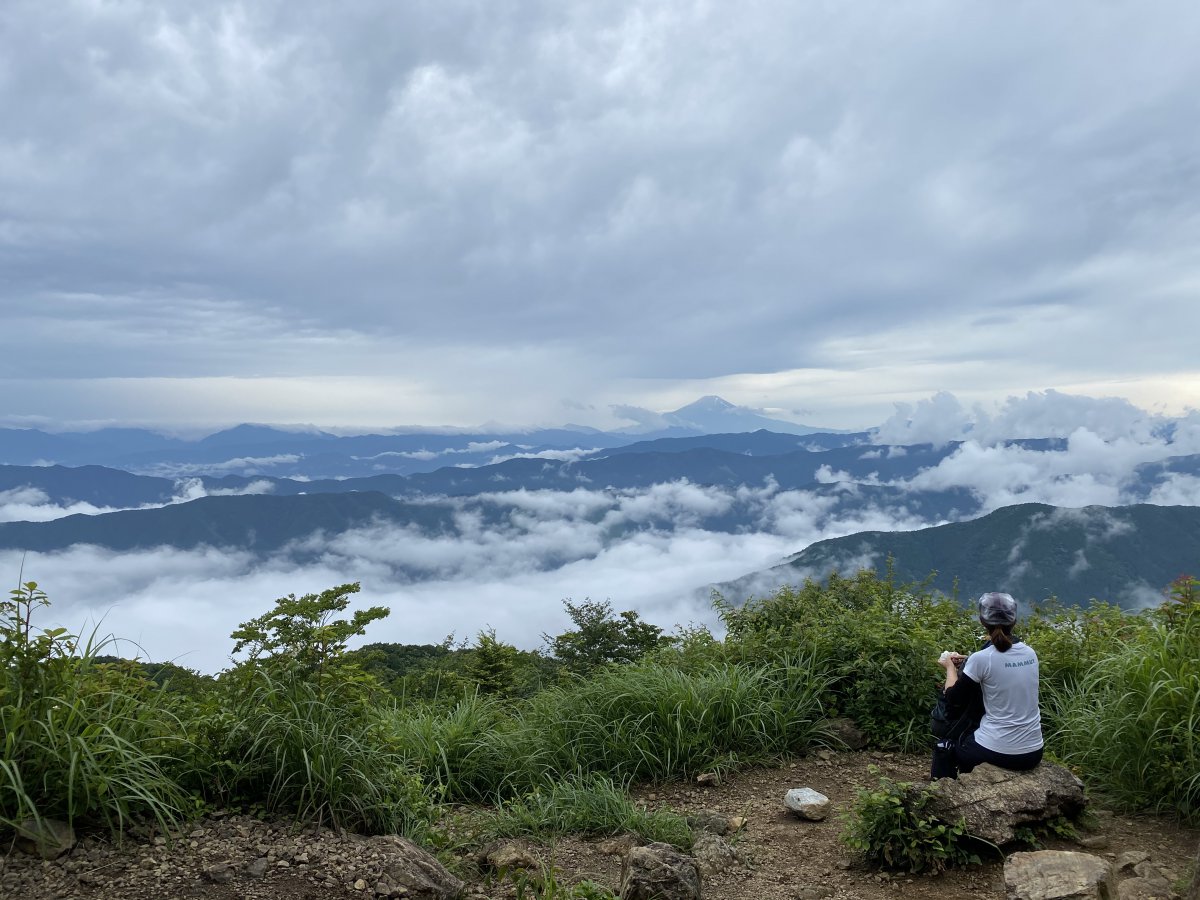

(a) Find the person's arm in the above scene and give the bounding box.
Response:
[939,652,967,690]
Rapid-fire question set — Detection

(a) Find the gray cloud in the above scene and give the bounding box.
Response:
[2,3,1200,428]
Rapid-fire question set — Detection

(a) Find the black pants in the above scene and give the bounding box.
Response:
[931,729,1044,780]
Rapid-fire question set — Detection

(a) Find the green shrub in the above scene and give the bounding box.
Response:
[1022,600,1142,695]
[719,571,978,748]
[841,768,980,872]
[1,582,190,838]
[505,866,618,900]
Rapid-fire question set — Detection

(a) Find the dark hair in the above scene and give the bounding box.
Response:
[986,622,1014,653]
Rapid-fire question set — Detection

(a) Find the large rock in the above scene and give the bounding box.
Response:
[1005,850,1114,900]
[619,842,701,900]
[15,818,76,860]
[924,763,1086,845]
[826,717,869,750]
[370,835,464,899]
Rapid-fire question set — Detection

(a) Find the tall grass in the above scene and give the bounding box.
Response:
[393,657,829,802]
[1,583,190,839]
[480,774,692,848]
[390,692,514,800]
[212,667,436,836]
[1046,605,1200,821]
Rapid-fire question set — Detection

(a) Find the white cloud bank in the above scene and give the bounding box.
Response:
[6,391,1200,673]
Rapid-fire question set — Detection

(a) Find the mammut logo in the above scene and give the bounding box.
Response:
[1004,659,1035,668]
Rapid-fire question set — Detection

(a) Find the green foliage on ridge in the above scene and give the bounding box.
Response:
[3,567,1198,865]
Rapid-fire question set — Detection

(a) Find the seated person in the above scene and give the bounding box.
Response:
[931,591,1044,780]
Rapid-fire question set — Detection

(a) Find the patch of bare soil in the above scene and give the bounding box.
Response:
[4,751,1198,900]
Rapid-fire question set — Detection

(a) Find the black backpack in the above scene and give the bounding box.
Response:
[930,693,975,741]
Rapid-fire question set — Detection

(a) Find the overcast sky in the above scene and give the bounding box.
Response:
[4,1,1200,432]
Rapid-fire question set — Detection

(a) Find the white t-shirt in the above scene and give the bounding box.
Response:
[961,641,1043,754]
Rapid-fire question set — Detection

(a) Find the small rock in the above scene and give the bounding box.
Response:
[599,834,640,856]
[1116,851,1152,873]
[355,878,368,891]
[1118,878,1173,900]
[201,863,235,885]
[785,788,831,821]
[687,809,732,835]
[1079,834,1109,850]
[246,857,269,878]
[695,772,720,787]
[476,839,541,871]
[692,832,738,877]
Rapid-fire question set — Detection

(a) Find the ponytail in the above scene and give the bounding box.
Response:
[988,624,1014,653]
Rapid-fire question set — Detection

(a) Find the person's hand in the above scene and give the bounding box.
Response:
[938,650,967,670]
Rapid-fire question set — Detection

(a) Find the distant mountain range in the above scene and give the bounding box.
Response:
[727,502,1200,610]
[0,396,842,478]
[6,398,1200,616]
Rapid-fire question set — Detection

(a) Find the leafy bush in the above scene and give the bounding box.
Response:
[1022,599,1142,695]
[1,582,190,838]
[203,587,438,836]
[841,768,980,872]
[719,571,978,748]
[543,599,672,676]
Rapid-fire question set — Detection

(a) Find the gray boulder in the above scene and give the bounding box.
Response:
[925,762,1086,845]
[619,842,701,900]
[1004,850,1113,900]
[370,835,464,899]
[826,717,869,750]
[15,817,76,860]
[1187,841,1200,900]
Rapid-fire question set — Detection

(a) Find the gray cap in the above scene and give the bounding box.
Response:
[977,591,1018,626]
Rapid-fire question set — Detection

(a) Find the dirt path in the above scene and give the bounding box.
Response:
[4,750,1197,899]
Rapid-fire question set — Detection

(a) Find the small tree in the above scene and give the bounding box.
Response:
[465,628,520,696]
[544,598,669,675]
[229,583,389,680]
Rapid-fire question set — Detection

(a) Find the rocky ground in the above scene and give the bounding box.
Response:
[3,750,1198,900]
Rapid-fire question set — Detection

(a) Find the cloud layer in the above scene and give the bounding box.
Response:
[7,391,1200,673]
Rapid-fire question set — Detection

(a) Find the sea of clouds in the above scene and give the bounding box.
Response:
[3,392,1200,674]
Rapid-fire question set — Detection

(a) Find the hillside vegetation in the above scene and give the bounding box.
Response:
[3,570,1197,884]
